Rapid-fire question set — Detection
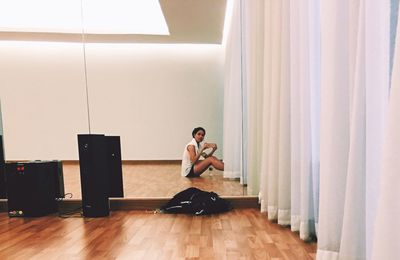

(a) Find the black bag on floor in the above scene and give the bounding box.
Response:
[161,187,232,215]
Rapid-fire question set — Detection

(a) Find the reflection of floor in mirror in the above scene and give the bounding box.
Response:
[63,161,248,199]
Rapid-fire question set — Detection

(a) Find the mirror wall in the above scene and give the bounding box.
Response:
[0,0,247,198]
[0,41,247,198]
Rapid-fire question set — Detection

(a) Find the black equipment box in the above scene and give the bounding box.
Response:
[5,160,65,217]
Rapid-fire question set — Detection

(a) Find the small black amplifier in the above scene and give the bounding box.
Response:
[5,160,65,217]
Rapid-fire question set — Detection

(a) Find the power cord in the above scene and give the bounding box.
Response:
[56,193,83,218]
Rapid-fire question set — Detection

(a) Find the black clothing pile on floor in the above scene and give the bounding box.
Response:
[160,187,232,215]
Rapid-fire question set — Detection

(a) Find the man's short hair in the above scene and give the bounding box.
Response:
[192,127,206,137]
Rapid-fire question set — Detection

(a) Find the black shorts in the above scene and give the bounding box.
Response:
[185,166,197,178]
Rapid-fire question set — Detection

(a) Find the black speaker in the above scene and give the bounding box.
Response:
[106,136,124,198]
[0,135,5,199]
[5,161,59,217]
[78,134,110,217]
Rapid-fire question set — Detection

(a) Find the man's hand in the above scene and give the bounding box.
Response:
[203,142,212,149]
[206,143,217,149]
[201,152,209,158]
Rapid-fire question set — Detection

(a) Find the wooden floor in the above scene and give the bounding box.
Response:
[0,209,316,259]
[63,161,247,199]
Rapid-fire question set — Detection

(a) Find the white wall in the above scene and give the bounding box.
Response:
[0,41,89,160]
[0,41,224,160]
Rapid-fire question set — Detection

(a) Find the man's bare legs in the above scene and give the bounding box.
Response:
[193,156,224,176]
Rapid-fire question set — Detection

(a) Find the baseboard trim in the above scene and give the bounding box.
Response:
[0,196,259,213]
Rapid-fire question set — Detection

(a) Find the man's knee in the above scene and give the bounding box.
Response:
[210,156,219,163]
[206,157,214,162]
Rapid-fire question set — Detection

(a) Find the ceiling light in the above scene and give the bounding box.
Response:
[0,0,170,35]
[83,0,169,35]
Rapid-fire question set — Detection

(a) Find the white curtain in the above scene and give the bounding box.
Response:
[371,1,400,258]
[259,0,320,239]
[317,0,391,259]
[317,0,358,256]
[224,0,399,258]
[241,0,264,194]
[289,0,321,240]
[225,0,320,240]
[223,0,243,180]
[365,0,391,259]
[223,0,264,192]
[338,0,367,258]
[261,0,293,225]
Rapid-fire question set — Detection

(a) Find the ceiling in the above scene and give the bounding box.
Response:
[0,0,227,44]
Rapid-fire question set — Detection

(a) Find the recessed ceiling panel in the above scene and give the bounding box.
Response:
[0,0,227,44]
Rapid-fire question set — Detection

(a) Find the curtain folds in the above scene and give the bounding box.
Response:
[223,0,265,192]
[289,0,321,240]
[241,0,265,194]
[317,0,391,259]
[338,1,366,258]
[264,0,284,222]
[223,0,397,258]
[365,0,390,259]
[225,0,320,240]
[371,1,400,258]
[223,0,243,180]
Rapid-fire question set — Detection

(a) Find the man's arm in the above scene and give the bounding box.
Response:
[201,143,217,158]
[188,145,205,164]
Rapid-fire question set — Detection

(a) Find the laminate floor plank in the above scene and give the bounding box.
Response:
[0,209,316,259]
